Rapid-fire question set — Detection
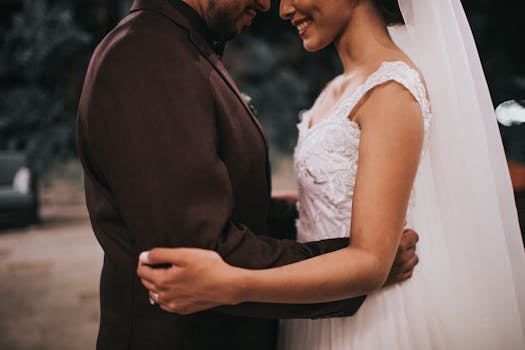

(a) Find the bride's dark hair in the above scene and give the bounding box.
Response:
[373,0,405,26]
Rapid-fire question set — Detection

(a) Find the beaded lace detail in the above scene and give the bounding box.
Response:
[294,61,431,242]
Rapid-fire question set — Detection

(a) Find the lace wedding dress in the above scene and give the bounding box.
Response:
[279,61,450,349]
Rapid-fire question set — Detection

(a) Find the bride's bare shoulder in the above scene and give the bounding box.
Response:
[353,78,424,132]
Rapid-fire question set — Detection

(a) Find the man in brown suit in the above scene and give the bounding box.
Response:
[77,0,419,349]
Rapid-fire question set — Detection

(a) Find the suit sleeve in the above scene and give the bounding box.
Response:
[268,197,298,240]
[87,34,365,319]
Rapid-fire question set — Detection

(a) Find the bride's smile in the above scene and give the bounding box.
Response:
[280,0,356,52]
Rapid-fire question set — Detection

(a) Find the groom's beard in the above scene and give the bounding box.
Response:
[205,0,254,42]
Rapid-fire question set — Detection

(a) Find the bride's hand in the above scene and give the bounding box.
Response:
[137,248,244,314]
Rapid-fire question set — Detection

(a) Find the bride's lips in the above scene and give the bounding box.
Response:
[292,17,313,37]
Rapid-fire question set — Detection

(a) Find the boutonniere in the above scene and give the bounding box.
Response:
[240,92,258,116]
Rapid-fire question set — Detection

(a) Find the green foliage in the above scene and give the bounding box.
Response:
[0,0,91,174]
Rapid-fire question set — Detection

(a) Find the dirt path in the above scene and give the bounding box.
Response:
[0,205,102,350]
[0,157,297,349]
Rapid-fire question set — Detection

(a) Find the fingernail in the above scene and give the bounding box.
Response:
[139,251,149,262]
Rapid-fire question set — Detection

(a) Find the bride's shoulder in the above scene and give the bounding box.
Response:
[379,60,422,83]
[375,59,430,113]
[386,59,427,90]
[354,77,425,142]
[352,60,427,125]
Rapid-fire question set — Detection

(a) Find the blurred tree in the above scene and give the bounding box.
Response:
[0,0,522,170]
[0,0,91,174]
[462,0,525,106]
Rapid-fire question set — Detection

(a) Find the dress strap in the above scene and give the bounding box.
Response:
[334,61,432,138]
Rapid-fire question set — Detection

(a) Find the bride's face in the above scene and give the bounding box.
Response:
[279,0,355,52]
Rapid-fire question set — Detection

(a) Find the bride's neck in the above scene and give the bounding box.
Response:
[335,3,398,75]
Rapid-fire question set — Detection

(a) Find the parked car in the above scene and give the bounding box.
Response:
[0,152,39,228]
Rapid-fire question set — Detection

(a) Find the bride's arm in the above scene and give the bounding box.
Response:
[234,82,424,303]
[138,82,423,312]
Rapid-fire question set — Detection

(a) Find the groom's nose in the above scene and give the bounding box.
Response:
[279,0,294,20]
[255,0,271,12]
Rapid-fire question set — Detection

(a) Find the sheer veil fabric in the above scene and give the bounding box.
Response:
[281,1,525,348]
[389,0,525,347]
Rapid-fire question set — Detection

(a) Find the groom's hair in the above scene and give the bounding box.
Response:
[373,0,405,26]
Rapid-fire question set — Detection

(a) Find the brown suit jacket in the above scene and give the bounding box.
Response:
[77,1,365,349]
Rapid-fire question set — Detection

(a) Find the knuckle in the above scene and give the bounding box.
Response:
[167,303,178,312]
[157,274,168,287]
[180,307,191,315]
[414,255,420,265]
[405,250,415,261]
[170,303,187,315]
[393,272,403,281]
[161,305,174,313]
[399,252,410,264]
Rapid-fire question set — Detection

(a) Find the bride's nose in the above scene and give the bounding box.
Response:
[279,0,295,20]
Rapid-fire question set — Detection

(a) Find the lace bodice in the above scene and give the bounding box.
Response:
[294,61,431,242]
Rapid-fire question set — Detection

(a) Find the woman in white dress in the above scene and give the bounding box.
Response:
[138,0,525,348]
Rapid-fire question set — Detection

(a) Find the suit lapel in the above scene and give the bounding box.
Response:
[130,0,270,148]
[187,32,273,197]
[187,32,270,147]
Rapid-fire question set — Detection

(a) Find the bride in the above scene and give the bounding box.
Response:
[138,0,525,348]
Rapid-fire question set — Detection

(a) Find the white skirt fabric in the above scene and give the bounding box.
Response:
[278,157,525,349]
[278,271,450,350]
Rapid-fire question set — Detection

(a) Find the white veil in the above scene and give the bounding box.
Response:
[389,0,525,347]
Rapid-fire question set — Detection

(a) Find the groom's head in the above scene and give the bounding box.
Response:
[184,0,271,41]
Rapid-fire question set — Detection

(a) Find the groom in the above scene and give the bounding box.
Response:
[77,0,419,349]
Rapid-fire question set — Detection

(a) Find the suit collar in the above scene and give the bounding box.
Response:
[128,0,269,146]
[166,0,225,57]
[130,0,191,29]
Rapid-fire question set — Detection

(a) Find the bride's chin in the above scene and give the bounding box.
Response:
[302,40,329,53]
[303,44,317,53]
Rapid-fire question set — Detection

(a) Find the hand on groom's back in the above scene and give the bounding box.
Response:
[384,229,419,286]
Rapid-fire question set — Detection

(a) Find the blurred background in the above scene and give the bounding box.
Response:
[0,0,523,349]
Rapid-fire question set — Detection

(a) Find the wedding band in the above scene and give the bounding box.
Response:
[149,292,159,305]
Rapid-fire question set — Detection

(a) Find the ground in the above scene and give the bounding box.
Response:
[0,204,101,350]
[0,157,296,350]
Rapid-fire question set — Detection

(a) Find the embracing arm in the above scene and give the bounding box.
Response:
[235,82,425,303]
[138,81,423,313]
[268,191,299,240]
[87,30,368,319]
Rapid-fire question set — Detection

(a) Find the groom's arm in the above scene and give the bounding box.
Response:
[268,192,299,240]
[87,37,401,319]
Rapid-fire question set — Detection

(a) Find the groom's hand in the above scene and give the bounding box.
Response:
[383,229,419,287]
